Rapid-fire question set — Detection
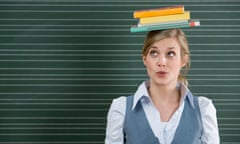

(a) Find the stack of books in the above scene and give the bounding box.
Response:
[130,5,200,33]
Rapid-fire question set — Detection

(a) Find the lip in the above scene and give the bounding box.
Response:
[156,71,167,77]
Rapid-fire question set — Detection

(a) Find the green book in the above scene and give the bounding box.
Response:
[130,20,200,33]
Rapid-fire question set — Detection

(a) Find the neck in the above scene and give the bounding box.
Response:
[149,81,180,104]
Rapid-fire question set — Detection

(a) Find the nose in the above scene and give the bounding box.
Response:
[157,56,166,67]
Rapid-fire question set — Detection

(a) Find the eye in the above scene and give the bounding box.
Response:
[167,51,176,57]
[149,50,158,57]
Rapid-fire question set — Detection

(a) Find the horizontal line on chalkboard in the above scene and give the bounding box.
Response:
[0,60,239,62]
[0,60,142,62]
[216,110,240,112]
[193,54,240,56]
[0,54,240,57]
[0,0,239,3]
[0,98,111,102]
[0,29,131,31]
[0,74,237,77]
[0,98,226,102]
[0,18,133,21]
[0,108,238,111]
[218,117,240,120]
[0,10,240,13]
[0,78,240,81]
[215,99,240,101]
[0,43,143,45]
[0,92,234,96]
[1,25,240,28]
[0,102,107,105]
[0,117,104,119]
[0,102,237,105]
[223,143,240,144]
[1,29,240,31]
[0,84,239,87]
[0,49,239,52]
[192,60,240,62]
[192,50,240,52]
[0,109,107,111]
[220,124,240,127]
[0,54,142,56]
[215,103,240,105]
[0,68,239,71]
[0,24,130,27]
[1,35,240,38]
[0,98,112,101]
[0,123,103,126]
[0,68,145,70]
[0,92,236,96]
[1,18,240,21]
[0,78,143,80]
[1,3,240,6]
[0,92,125,95]
[0,49,140,52]
[220,134,240,136]
[0,142,101,144]
[0,133,104,136]
[191,68,240,71]
[0,84,137,87]
[0,127,105,130]
[1,43,240,46]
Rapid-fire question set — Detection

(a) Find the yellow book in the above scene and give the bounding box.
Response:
[139,11,190,25]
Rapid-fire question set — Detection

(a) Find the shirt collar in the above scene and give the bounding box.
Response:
[132,81,195,110]
[132,81,150,110]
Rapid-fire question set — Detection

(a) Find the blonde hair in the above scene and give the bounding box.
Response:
[142,29,190,86]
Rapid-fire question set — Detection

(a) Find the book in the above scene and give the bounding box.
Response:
[134,5,184,18]
[137,20,188,27]
[139,11,190,25]
[130,20,200,33]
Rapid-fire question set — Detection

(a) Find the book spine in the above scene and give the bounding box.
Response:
[134,5,184,18]
[139,11,190,25]
[130,20,200,33]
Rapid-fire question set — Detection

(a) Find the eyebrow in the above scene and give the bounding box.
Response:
[168,47,176,50]
[149,45,158,49]
[149,46,176,50]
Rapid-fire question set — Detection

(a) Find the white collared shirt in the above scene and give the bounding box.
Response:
[105,81,220,144]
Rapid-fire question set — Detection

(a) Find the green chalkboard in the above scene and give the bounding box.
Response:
[0,0,239,143]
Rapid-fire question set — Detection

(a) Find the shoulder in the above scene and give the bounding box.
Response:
[107,96,127,117]
[110,96,127,110]
[198,96,216,113]
[198,96,216,121]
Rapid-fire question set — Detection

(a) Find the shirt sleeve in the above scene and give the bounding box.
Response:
[105,96,126,144]
[198,96,220,144]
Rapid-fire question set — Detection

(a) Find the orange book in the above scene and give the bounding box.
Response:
[134,5,184,18]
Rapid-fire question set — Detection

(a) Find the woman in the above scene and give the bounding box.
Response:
[105,29,220,144]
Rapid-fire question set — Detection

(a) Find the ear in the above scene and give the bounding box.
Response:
[181,54,188,67]
[143,55,147,66]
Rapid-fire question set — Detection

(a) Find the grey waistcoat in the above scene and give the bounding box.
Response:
[123,93,203,144]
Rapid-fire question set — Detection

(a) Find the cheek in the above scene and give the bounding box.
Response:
[144,59,156,73]
[173,63,184,75]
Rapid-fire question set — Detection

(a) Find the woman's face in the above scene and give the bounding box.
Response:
[143,37,187,86]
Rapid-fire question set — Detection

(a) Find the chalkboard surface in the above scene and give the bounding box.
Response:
[0,0,239,143]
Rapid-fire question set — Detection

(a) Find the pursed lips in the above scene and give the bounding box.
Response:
[156,70,167,77]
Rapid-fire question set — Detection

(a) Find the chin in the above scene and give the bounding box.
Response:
[152,77,176,86]
[152,80,169,86]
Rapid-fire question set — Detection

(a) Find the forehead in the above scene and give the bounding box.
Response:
[150,38,181,50]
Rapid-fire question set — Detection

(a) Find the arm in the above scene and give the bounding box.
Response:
[105,96,126,144]
[199,96,220,144]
